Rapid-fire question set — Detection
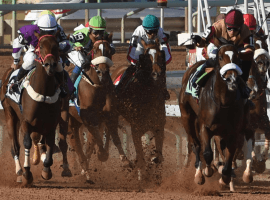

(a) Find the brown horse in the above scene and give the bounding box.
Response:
[0,33,62,185]
[67,33,130,183]
[179,40,248,186]
[111,38,166,181]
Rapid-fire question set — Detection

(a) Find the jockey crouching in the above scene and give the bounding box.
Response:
[10,12,72,98]
[116,14,172,100]
[191,9,255,106]
[68,16,115,99]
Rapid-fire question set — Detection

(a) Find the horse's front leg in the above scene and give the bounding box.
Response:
[220,135,238,185]
[152,127,165,165]
[21,121,33,186]
[200,125,214,178]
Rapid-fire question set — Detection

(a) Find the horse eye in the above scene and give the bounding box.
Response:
[219,57,222,61]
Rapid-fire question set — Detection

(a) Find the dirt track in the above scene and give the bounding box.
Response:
[1,46,270,199]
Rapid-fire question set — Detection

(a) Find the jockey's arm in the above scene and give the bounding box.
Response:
[12,37,25,66]
[159,30,172,65]
[239,35,255,60]
[127,27,141,65]
[57,25,73,54]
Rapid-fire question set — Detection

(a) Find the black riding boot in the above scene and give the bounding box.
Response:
[55,71,68,98]
[115,64,137,95]
[239,60,255,109]
[10,67,29,92]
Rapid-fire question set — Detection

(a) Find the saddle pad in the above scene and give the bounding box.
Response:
[185,64,205,99]
[5,68,35,104]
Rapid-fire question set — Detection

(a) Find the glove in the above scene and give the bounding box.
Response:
[192,35,202,44]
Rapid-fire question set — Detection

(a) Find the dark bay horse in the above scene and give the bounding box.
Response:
[179,41,248,186]
[111,38,166,181]
[68,33,130,183]
[0,33,62,185]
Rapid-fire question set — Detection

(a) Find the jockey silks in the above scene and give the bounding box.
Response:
[127,25,172,65]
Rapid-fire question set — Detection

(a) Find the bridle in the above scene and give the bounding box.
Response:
[35,35,58,67]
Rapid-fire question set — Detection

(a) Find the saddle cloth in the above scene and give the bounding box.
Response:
[6,68,35,104]
[113,74,123,86]
[185,64,207,99]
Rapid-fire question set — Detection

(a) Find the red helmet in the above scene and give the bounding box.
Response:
[225,9,244,28]
[243,14,256,30]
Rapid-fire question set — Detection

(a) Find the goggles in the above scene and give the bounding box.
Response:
[226,26,241,32]
[92,30,105,36]
[145,29,158,35]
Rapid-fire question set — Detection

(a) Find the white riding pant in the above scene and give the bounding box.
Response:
[67,50,87,68]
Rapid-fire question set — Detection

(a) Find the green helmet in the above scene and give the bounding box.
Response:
[88,16,106,30]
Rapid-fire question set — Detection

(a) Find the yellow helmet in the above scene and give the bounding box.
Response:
[39,10,56,19]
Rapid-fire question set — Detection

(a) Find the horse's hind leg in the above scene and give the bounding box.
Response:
[5,107,22,182]
[58,108,72,177]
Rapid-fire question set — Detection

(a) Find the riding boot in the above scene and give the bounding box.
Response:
[115,64,137,95]
[55,71,68,98]
[10,67,29,93]
[69,66,81,100]
[162,74,170,100]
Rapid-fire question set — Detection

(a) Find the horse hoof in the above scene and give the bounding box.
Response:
[86,179,95,184]
[22,172,33,186]
[219,178,226,186]
[41,168,53,180]
[194,174,205,185]
[203,166,214,177]
[253,160,266,174]
[98,151,109,162]
[243,171,253,183]
[17,176,22,183]
[61,168,72,177]
[220,175,230,185]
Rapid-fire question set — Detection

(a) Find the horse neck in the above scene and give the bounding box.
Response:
[31,64,56,96]
[213,70,238,106]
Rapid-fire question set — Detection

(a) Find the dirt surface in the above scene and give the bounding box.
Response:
[0,46,270,199]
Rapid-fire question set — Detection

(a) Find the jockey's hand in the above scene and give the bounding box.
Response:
[74,46,83,52]
[11,63,19,70]
[191,35,202,45]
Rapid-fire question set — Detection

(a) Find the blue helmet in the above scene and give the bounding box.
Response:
[142,14,160,31]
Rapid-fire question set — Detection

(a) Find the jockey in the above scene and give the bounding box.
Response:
[11,12,72,97]
[116,14,172,100]
[68,15,115,86]
[191,9,255,100]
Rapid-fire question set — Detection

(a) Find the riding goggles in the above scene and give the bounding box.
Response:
[92,30,105,36]
[226,26,241,32]
[145,29,158,35]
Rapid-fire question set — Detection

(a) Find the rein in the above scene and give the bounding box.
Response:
[35,35,57,66]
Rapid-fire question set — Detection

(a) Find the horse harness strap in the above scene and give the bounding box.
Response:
[35,35,57,66]
[81,70,100,87]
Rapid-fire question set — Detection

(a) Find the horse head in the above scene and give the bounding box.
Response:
[89,33,114,83]
[215,37,242,91]
[254,34,268,51]
[34,31,60,76]
[139,38,166,85]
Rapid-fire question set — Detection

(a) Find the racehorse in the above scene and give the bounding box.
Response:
[67,33,130,183]
[179,38,249,186]
[0,32,62,185]
[111,38,166,181]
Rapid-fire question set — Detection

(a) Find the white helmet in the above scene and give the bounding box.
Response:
[37,14,57,33]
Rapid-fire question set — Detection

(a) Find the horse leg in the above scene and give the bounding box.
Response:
[213,136,226,174]
[86,125,109,162]
[200,125,214,178]
[105,119,132,168]
[5,107,22,182]
[31,132,41,165]
[130,126,146,181]
[219,135,239,185]
[58,109,72,177]
[151,128,164,165]
[20,121,33,186]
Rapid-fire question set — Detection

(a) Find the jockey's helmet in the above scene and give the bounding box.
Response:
[37,14,58,35]
[243,14,256,31]
[87,16,106,30]
[73,27,90,47]
[39,10,56,19]
[142,14,160,31]
[225,9,244,28]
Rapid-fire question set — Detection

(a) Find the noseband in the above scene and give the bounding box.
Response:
[35,35,57,67]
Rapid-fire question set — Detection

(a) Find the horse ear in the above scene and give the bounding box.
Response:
[66,34,70,40]
[263,35,268,41]
[34,31,40,39]
[55,30,61,38]
[108,32,113,43]
[155,38,159,45]
[89,32,96,43]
